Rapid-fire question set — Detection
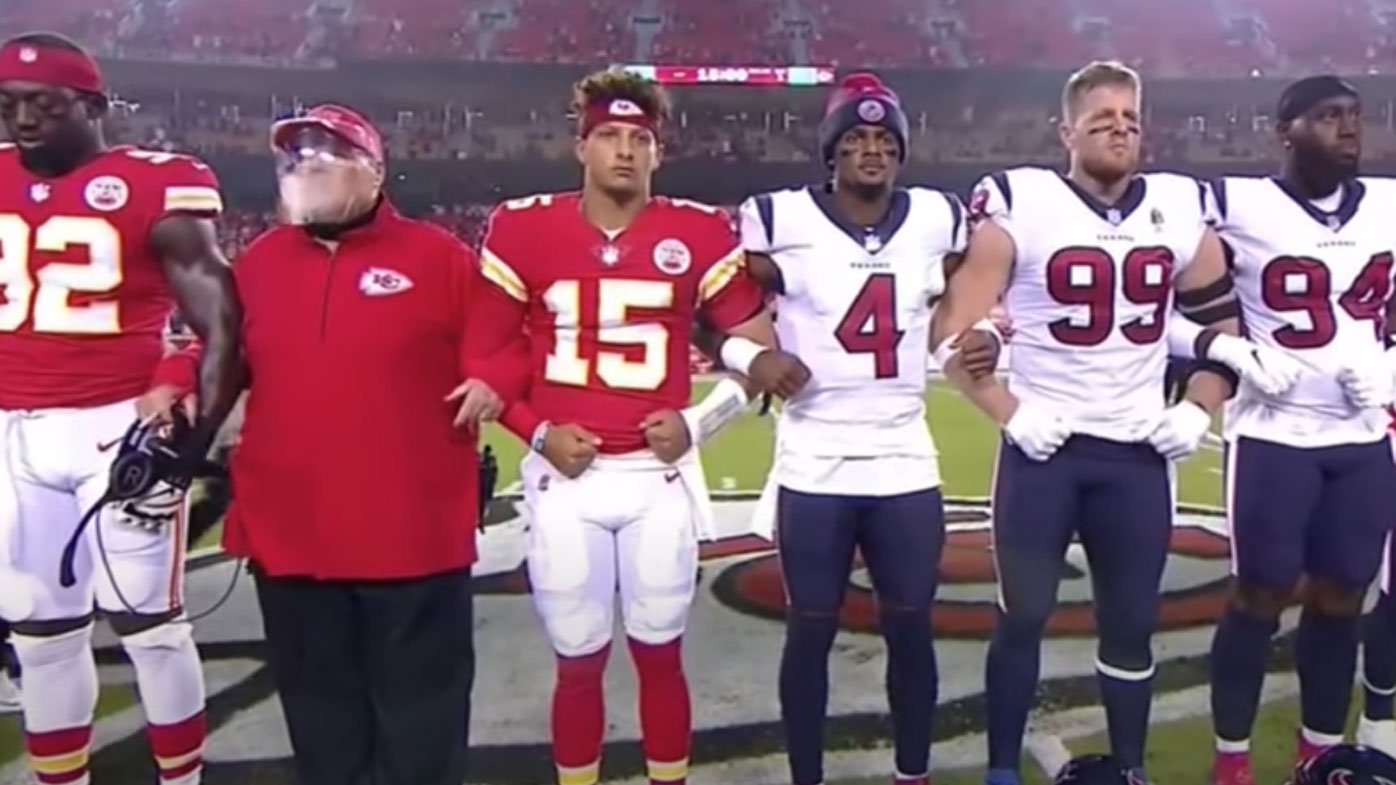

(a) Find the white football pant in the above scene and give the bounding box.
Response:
[521,449,710,657]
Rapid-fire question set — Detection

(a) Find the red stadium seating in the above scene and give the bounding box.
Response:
[5,0,1395,79]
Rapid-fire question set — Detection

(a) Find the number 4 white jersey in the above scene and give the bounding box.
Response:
[738,185,965,495]
[970,167,1209,441]
[1207,176,1396,447]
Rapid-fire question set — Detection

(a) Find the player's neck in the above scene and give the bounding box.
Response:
[1280,161,1344,201]
[1066,165,1132,205]
[19,136,105,179]
[581,187,651,233]
[831,184,893,228]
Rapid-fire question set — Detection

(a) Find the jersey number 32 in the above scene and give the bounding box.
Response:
[0,215,123,335]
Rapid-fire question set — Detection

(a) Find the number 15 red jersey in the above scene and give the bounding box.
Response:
[479,192,764,453]
[0,145,223,410]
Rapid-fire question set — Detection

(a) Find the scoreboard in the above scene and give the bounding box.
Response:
[620,64,837,87]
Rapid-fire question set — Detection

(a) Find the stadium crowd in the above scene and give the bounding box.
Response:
[8,0,1396,75]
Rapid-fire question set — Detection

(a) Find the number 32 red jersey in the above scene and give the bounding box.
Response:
[480,192,764,453]
[0,144,223,409]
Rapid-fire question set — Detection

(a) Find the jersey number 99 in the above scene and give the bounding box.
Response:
[1261,253,1392,349]
[1045,246,1174,346]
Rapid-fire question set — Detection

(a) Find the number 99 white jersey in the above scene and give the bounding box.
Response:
[969,167,1209,442]
[1207,176,1396,447]
[737,185,965,496]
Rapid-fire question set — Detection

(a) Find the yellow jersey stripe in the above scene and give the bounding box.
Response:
[164,186,224,214]
[647,757,690,782]
[31,748,90,775]
[556,761,601,785]
[480,249,528,302]
[698,248,745,303]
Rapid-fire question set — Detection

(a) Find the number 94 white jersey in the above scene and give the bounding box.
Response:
[737,185,965,495]
[969,167,1209,442]
[1207,176,1396,447]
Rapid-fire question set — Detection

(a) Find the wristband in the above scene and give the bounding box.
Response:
[530,421,551,454]
[679,377,751,445]
[970,317,1000,338]
[719,336,767,376]
[931,332,962,368]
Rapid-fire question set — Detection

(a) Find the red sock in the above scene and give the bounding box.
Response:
[553,644,610,785]
[628,636,691,784]
[26,725,93,784]
[147,710,206,783]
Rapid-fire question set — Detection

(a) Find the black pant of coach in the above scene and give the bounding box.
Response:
[253,565,475,785]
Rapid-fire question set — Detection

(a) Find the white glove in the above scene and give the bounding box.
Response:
[1205,333,1305,397]
[1337,363,1396,411]
[1148,400,1212,461]
[1004,402,1071,462]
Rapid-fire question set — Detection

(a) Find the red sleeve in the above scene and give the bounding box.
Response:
[499,400,545,445]
[149,343,201,393]
[128,151,225,229]
[692,211,765,331]
[455,240,530,405]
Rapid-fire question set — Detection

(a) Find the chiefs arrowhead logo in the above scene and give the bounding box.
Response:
[358,267,413,297]
[608,99,644,117]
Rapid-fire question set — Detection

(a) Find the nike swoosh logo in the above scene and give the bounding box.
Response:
[96,437,121,453]
[664,471,681,483]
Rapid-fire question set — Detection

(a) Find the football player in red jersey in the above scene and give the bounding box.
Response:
[479,69,806,785]
[0,32,242,785]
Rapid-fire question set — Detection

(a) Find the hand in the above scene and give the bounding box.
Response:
[445,378,502,429]
[1147,400,1212,461]
[1337,364,1396,411]
[955,328,1002,380]
[640,409,693,464]
[989,307,1015,343]
[540,423,602,479]
[747,348,811,399]
[1206,334,1305,397]
[136,384,197,426]
[1003,401,1070,462]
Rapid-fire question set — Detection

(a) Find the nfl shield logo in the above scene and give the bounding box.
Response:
[1326,215,1340,230]
[1106,208,1122,225]
[864,233,883,252]
[29,183,49,203]
[601,244,620,266]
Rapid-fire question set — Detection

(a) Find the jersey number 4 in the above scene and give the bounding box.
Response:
[1046,246,1173,346]
[544,278,675,390]
[1261,253,1393,348]
[835,274,904,379]
[0,214,124,334]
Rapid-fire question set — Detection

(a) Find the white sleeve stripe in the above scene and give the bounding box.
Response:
[163,186,223,212]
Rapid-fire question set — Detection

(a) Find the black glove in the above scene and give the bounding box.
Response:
[478,445,498,532]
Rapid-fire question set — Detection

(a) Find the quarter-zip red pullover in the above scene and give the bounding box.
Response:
[217,200,526,579]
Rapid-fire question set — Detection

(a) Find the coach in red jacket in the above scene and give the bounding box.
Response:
[222,105,522,785]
